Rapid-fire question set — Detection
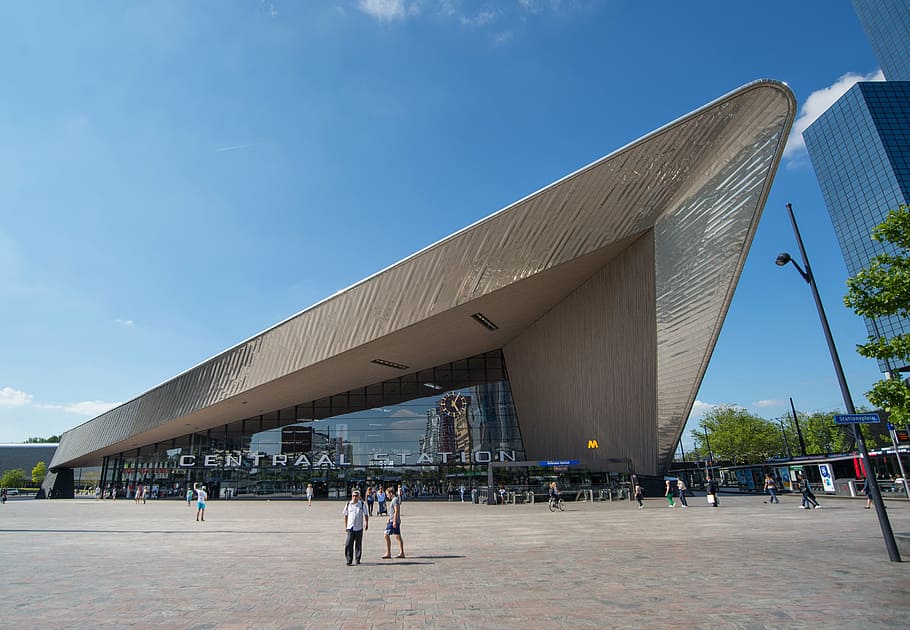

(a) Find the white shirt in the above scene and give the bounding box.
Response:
[196,488,208,503]
[342,499,367,531]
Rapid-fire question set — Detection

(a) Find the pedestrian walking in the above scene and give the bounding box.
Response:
[706,475,719,507]
[381,486,405,559]
[365,486,375,515]
[634,482,644,508]
[763,473,780,504]
[664,479,676,507]
[195,483,207,521]
[863,476,874,509]
[306,482,314,507]
[459,484,466,502]
[342,488,368,565]
[377,486,387,515]
[676,478,688,507]
[186,486,194,506]
[797,473,819,509]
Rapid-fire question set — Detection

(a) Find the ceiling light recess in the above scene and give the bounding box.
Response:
[471,312,499,331]
[371,358,409,370]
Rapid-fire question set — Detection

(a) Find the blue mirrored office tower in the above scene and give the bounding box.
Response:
[804,1,910,373]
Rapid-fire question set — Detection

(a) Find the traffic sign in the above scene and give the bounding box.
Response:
[833,413,880,425]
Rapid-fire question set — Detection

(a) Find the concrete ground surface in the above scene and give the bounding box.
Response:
[1,494,908,630]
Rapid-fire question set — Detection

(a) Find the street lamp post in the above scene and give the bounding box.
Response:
[778,420,792,458]
[776,203,901,562]
[702,426,714,477]
[789,397,808,456]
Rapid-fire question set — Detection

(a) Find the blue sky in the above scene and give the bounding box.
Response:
[0,1,889,449]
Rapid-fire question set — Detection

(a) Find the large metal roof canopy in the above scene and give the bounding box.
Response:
[52,80,796,474]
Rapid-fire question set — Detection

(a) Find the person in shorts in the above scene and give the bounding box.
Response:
[382,486,405,559]
[195,483,207,521]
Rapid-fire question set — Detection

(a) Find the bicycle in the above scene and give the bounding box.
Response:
[548,496,565,512]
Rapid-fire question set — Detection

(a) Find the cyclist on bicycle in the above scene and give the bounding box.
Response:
[548,481,559,502]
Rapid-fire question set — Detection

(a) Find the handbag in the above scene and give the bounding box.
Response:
[707,493,716,505]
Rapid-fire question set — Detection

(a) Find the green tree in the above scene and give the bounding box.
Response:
[1,468,27,489]
[24,436,60,443]
[690,405,783,464]
[786,409,881,454]
[31,461,47,485]
[845,205,910,425]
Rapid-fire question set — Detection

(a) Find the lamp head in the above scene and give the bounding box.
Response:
[775,253,792,267]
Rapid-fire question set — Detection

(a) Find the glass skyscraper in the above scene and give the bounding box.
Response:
[852,0,910,81]
[804,2,910,373]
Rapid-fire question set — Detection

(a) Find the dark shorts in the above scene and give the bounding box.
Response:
[385,523,401,536]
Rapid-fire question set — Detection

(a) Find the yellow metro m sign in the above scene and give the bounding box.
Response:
[587,439,599,449]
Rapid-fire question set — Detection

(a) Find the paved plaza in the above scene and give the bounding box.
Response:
[2,493,909,629]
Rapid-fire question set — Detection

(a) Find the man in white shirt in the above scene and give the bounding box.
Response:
[342,488,368,565]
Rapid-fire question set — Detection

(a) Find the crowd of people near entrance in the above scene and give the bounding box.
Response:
[78,470,902,517]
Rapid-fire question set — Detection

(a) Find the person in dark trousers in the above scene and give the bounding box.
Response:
[634,482,644,509]
[706,475,719,507]
[342,488,368,565]
[797,473,820,509]
[676,478,689,508]
[763,473,780,504]
[862,476,873,509]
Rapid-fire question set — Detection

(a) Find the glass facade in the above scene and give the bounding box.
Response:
[852,0,910,81]
[804,81,910,372]
[100,351,531,498]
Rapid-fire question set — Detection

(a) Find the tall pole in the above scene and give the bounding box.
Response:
[888,426,910,499]
[703,426,713,478]
[778,420,792,458]
[789,397,808,456]
[783,203,901,562]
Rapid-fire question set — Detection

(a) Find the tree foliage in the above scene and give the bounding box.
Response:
[1,469,27,488]
[781,409,881,454]
[689,405,783,464]
[24,436,60,443]
[844,205,910,425]
[31,461,47,485]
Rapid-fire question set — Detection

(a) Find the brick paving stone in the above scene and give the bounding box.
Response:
[0,495,908,628]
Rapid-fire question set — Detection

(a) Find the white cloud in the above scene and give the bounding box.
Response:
[784,69,885,160]
[753,399,784,408]
[0,387,32,407]
[460,8,498,26]
[688,399,717,419]
[438,0,458,17]
[359,0,419,21]
[115,318,135,327]
[518,0,563,13]
[37,400,121,416]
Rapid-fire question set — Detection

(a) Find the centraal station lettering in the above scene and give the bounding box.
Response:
[177,450,518,469]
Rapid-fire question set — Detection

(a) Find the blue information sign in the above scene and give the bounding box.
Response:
[539,459,580,467]
[833,413,880,425]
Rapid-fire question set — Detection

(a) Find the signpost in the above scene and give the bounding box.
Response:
[833,413,880,425]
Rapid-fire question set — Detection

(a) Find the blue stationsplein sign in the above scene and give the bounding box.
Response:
[833,413,880,425]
